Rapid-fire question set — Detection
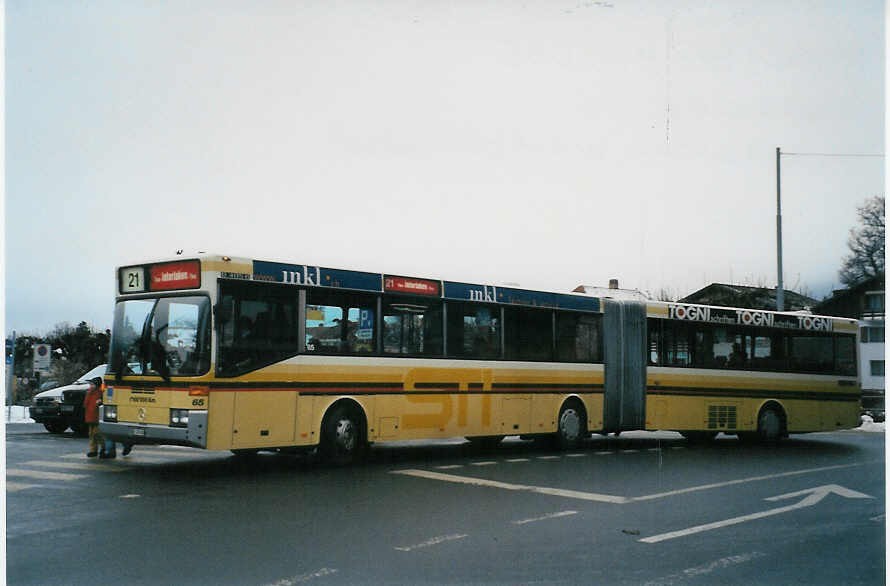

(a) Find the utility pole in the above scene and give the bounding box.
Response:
[776,147,784,311]
[6,330,15,405]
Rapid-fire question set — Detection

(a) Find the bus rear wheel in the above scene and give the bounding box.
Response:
[320,404,365,465]
[739,406,785,444]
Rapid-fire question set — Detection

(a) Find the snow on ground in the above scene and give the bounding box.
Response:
[858,415,886,432]
[5,406,31,423]
[3,405,885,431]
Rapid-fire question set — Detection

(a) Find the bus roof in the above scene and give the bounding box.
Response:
[116,253,859,332]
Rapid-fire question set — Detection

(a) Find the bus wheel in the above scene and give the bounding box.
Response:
[43,422,67,434]
[756,407,784,443]
[320,404,364,465]
[555,401,587,450]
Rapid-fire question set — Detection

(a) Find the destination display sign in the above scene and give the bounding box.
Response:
[150,261,201,291]
[384,276,441,296]
[667,303,834,331]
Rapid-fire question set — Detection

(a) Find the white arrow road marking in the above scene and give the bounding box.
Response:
[392,462,872,506]
[639,484,873,544]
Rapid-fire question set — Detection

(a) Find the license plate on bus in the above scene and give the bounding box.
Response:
[133,428,146,437]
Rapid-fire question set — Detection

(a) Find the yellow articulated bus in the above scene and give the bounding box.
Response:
[100,254,860,462]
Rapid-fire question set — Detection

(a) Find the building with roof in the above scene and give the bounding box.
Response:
[814,274,885,420]
[678,283,818,312]
[572,279,650,301]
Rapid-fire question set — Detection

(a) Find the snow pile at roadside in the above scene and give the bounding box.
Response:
[857,415,885,432]
[5,406,32,423]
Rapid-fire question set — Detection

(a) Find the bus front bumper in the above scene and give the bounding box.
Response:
[99,408,208,449]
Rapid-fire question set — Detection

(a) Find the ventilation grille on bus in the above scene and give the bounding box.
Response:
[707,405,737,430]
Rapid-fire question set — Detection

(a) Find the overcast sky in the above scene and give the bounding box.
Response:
[4,1,885,336]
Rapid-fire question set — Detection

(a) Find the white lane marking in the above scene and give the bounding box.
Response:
[6,482,40,492]
[565,453,587,458]
[22,460,129,472]
[470,461,497,466]
[640,484,873,544]
[629,462,870,502]
[505,458,530,463]
[435,465,464,470]
[621,449,640,453]
[513,510,578,525]
[643,552,766,586]
[393,469,628,504]
[595,451,613,455]
[7,468,87,481]
[264,568,338,585]
[394,533,468,552]
[537,456,561,460]
[648,448,662,452]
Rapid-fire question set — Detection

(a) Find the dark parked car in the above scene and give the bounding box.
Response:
[29,364,107,435]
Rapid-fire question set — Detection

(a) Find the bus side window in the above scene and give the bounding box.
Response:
[647,319,661,365]
[383,297,442,356]
[446,302,501,359]
[556,312,601,363]
[504,307,553,362]
[836,335,856,376]
[305,290,378,355]
[217,283,299,376]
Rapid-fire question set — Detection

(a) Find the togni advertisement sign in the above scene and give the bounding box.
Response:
[667,304,833,331]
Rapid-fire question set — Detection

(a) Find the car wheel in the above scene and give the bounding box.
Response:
[43,422,68,434]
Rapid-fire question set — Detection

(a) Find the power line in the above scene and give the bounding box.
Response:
[781,152,885,158]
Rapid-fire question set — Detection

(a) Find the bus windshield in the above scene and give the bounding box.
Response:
[109,296,211,378]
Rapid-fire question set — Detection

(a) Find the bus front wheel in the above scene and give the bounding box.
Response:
[320,404,365,465]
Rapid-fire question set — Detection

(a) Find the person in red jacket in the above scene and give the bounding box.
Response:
[82,377,104,457]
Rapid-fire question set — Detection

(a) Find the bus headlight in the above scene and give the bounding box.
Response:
[104,405,118,422]
[170,409,190,427]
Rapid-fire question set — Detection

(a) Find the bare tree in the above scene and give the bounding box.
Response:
[839,195,885,286]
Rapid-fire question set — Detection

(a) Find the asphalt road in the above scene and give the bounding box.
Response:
[6,423,885,585]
